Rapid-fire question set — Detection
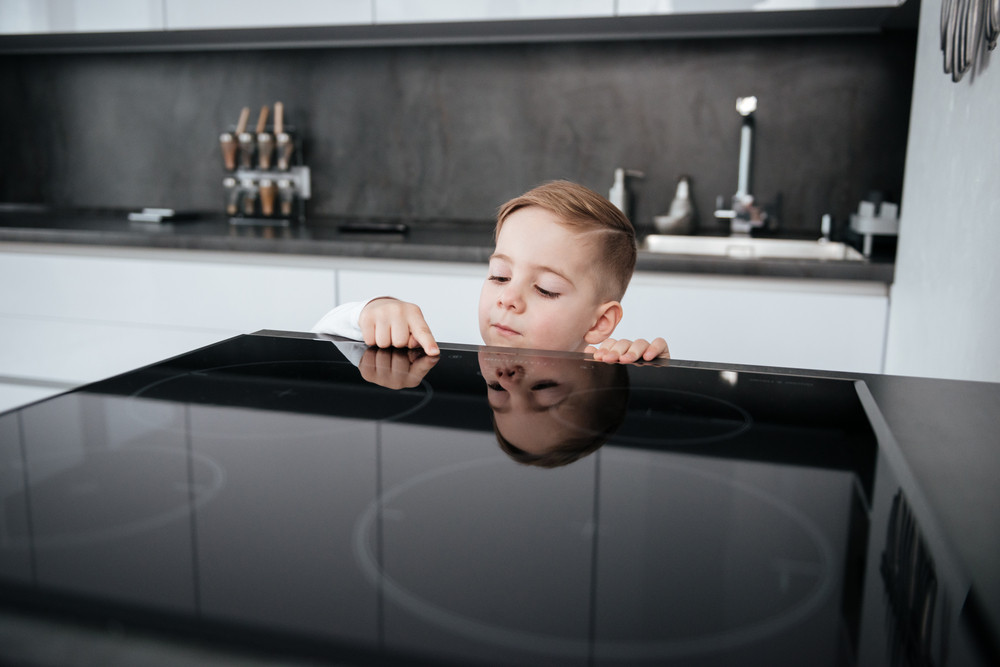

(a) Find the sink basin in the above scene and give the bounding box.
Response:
[643,235,866,261]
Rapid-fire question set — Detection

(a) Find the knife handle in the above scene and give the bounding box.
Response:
[273,101,284,135]
[255,105,269,135]
[259,179,276,217]
[235,106,250,135]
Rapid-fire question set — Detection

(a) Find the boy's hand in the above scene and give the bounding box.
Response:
[585,337,670,364]
[359,297,440,355]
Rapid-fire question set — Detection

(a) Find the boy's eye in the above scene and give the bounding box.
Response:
[535,286,559,298]
[531,380,559,391]
[488,275,509,284]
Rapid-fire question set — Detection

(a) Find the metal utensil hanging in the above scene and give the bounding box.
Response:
[986,0,1000,49]
[942,0,994,82]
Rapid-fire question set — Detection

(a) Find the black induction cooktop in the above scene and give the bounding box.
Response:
[0,332,990,666]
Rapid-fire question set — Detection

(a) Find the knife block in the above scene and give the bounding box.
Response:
[220,124,310,226]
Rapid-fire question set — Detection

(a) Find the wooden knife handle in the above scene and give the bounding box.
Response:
[255,105,269,134]
[235,106,250,134]
[274,101,284,135]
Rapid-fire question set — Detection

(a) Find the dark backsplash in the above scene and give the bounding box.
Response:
[0,32,915,234]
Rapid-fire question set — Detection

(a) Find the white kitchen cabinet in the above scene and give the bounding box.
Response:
[0,245,888,414]
[0,0,163,34]
[618,272,888,373]
[0,244,337,403]
[163,0,372,30]
[374,1,613,24]
[337,259,485,346]
[615,0,904,15]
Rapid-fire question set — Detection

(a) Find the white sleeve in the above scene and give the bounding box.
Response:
[310,301,368,339]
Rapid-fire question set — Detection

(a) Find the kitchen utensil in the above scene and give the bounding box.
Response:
[255,105,274,170]
[259,178,276,217]
[256,109,273,170]
[278,178,295,216]
[241,178,257,216]
[223,177,240,216]
[274,101,294,171]
[219,132,237,171]
[235,106,253,169]
[989,0,1000,49]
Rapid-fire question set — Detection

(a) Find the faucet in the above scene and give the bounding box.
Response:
[714,96,776,236]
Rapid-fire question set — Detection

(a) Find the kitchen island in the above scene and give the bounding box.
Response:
[0,329,996,666]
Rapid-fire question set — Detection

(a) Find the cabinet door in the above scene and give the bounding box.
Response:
[164,0,372,30]
[0,0,164,34]
[0,250,335,333]
[337,263,484,346]
[615,0,902,15]
[375,0,613,23]
[617,274,888,373]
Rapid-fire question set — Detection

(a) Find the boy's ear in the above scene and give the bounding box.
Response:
[584,301,623,345]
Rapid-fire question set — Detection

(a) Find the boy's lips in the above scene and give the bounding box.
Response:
[490,322,521,338]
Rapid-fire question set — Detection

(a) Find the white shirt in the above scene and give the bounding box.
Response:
[310,300,371,340]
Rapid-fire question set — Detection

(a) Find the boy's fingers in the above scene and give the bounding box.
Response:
[411,325,439,356]
[641,337,670,360]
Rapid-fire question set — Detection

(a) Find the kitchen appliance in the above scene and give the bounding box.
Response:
[0,332,994,666]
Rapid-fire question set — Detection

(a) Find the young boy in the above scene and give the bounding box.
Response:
[311,180,669,363]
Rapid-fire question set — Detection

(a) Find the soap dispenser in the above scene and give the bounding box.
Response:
[654,175,695,235]
[608,168,644,220]
[609,168,627,212]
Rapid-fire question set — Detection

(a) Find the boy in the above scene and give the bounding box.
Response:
[312,180,669,363]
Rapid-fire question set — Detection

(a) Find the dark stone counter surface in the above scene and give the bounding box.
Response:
[0,208,895,282]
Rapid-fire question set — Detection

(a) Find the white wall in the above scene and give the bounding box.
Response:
[884,0,1000,383]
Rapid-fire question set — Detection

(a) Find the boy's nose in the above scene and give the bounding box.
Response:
[498,282,525,311]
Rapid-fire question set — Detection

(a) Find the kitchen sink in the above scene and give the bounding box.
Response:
[643,234,866,261]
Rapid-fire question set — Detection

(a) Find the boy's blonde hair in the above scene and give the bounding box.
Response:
[495,180,637,302]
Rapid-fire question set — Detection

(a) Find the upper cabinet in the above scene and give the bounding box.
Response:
[0,0,913,48]
[374,1,614,24]
[164,0,371,31]
[616,0,904,14]
[0,0,163,34]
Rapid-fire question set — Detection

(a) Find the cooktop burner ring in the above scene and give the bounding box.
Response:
[552,386,753,446]
[352,450,835,662]
[4,445,224,550]
[127,360,433,439]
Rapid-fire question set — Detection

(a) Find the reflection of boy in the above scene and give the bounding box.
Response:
[312,180,669,364]
[479,349,629,468]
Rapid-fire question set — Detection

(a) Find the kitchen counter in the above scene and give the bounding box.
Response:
[0,330,996,666]
[0,208,895,282]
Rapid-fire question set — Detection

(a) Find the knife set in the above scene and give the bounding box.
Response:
[219,103,311,224]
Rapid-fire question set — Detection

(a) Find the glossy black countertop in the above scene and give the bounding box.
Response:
[0,330,996,666]
[0,208,895,282]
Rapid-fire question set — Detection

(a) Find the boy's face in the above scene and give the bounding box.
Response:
[478,206,611,353]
